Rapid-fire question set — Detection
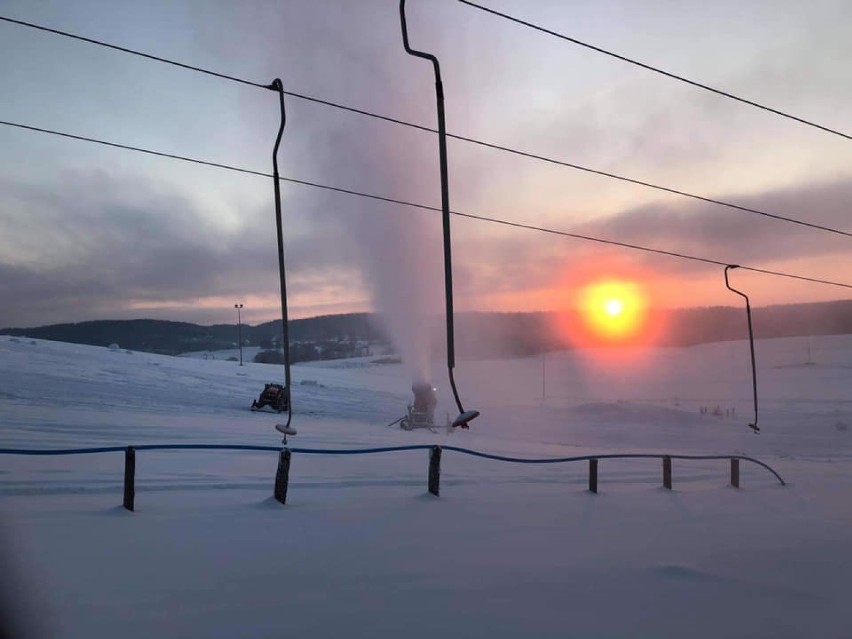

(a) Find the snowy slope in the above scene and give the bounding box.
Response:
[1,334,851,638]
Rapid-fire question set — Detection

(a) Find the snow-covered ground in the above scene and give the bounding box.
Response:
[177,345,263,362]
[1,334,851,638]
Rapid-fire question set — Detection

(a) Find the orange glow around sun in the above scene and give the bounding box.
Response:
[577,279,650,344]
[548,257,668,352]
[579,280,648,342]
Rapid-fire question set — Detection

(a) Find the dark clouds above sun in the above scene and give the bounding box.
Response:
[1,0,850,328]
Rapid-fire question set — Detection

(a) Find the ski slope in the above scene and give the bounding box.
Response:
[1,334,851,638]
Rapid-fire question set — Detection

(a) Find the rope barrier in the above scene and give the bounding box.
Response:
[0,443,786,485]
[0,445,128,455]
[440,446,786,486]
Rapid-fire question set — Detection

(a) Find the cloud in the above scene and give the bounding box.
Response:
[0,172,361,327]
[0,1,453,330]
[579,177,852,266]
[3,166,848,328]
[445,176,852,307]
[4,1,850,329]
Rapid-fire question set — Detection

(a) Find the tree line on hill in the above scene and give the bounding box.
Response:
[2,299,850,360]
[451,299,852,358]
[0,313,383,357]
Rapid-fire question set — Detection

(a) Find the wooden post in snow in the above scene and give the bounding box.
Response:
[730,458,740,489]
[274,448,291,504]
[663,455,672,490]
[589,458,598,494]
[428,446,442,496]
[123,446,135,511]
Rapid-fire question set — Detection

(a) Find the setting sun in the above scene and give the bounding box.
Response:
[604,299,623,317]
[579,280,648,342]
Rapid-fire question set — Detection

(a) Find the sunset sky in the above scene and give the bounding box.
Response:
[1,0,850,328]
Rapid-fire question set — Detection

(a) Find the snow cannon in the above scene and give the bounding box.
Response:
[392,382,478,432]
[412,382,437,419]
[397,382,438,431]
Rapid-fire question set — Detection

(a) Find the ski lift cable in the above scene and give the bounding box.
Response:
[0,15,270,91]
[457,0,852,143]
[2,14,850,238]
[2,118,851,292]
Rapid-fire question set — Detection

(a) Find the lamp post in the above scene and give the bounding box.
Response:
[234,303,244,366]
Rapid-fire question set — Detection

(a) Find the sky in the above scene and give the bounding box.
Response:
[0,0,850,329]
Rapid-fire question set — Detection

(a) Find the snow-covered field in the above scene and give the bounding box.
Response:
[1,333,851,638]
[178,345,263,362]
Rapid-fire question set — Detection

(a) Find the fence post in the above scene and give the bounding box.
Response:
[730,458,740,488]
[428,446,442,496]
[663,455,672,490]
[274,448,291,504]
[123,446,135,511]
[589,458,598,493]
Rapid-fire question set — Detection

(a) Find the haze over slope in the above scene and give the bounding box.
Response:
[2,299,850,359]
[2,334,852,637]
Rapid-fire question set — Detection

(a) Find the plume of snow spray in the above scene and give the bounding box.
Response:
[348,202,440,385]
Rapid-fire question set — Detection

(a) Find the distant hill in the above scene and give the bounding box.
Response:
[0,313,385,356]
[452,299,852,358]
[664,300,852,346]
[2,300,850,358]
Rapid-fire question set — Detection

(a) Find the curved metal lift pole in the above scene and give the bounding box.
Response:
[400,0,479,429]
[724,265,759,433]
[268,78,293,428]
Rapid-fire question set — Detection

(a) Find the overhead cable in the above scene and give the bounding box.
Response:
[1,14,850,238]
[0,15,270,90]
[457,0,852,142]
[2,119,850,291]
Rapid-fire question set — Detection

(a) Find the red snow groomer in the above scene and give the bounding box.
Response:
[250,383,289,413]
